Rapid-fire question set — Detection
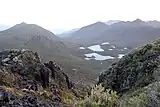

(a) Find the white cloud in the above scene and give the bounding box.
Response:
[0,0,160,29]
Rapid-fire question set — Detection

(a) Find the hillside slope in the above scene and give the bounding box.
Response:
[98,39,160,106]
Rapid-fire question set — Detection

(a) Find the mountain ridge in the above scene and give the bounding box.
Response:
[64,19,160,47]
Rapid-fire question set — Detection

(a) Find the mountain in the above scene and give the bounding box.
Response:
[0,22,69,64]
[147,20,160,28]
[99,19,160,47]
[66,19,160,47]
[0,22,59,40]
[111,19,148,27]
[0,22,61,50]
[58,20,120,38]
[66,21,109,44]
[0,23,101,84]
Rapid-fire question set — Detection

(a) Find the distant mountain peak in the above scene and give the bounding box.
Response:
[14,22,28,27]
[8,23,47,32]
[0,22,59,40]
[132,18,144,23]
[147,20,160,28]
[112,19,146,27]
[12,22,31,29]
[94,21,106,24]
[134,18,142,21]
[82,21,107,29]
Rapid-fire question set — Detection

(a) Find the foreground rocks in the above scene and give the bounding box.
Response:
[0,49,73,107]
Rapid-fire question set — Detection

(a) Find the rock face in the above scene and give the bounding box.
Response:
[44,61,73,89]
[98,39,160,93]
[0,49,72,106]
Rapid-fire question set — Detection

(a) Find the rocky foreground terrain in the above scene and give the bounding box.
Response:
[0,39,160,107]
[0,49,90,107]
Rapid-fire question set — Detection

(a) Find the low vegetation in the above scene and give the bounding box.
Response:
[75,84,118,107]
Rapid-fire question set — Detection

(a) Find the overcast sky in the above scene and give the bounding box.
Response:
[0,0,160,31]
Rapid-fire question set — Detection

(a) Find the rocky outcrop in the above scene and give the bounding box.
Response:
[0,49,73,106]
[44,61,73,89]
[98,39,160,93]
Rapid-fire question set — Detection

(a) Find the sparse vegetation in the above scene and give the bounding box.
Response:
[0,69,16,86]
[75,84,118,107]
[60,89,76,105]
[119,92,148,107]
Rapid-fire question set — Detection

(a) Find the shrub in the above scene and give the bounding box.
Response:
[119,93,148,107]
[60,89,76,105]
[0,69,16,86]
[75,84,118,107]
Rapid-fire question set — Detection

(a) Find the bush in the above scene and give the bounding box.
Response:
[0,69,16,87]
[60,89,76,105]
[119,93,148,107]
[75,84,118,107]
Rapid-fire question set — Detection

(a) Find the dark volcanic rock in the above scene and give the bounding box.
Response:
[44,61,73,89]
[98,39,160,93]
[0,49,72,89]
[0,49,72,107]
